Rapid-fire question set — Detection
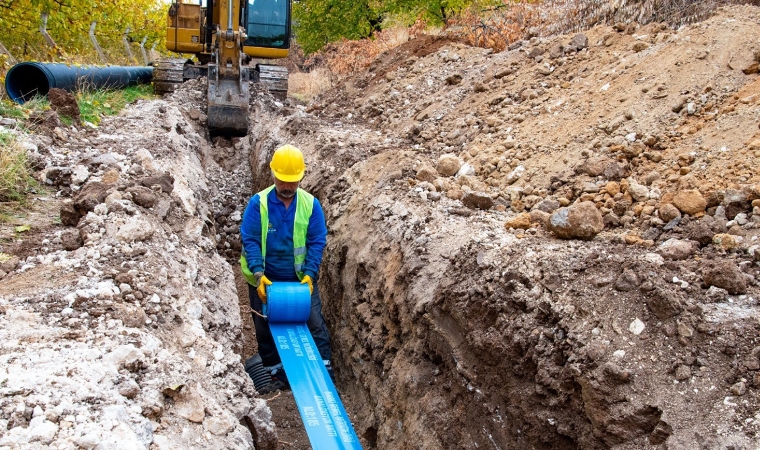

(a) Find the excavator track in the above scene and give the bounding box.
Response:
[256,64,288,100]
[152,58,187,95]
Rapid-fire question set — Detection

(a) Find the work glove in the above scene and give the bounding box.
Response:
[255,272,272,302]
[301,275,313,294]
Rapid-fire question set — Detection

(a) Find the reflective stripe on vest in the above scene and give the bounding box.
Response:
[257,185,314,280]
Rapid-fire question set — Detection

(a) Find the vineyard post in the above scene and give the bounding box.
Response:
[150,42,158,62]
[89,22,108,64]
[0,41,17,65]
[140,37,149,65]
[39,12,62,56]
[123,27,135,63]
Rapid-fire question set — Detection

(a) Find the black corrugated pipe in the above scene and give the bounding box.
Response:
[4,62,153,104]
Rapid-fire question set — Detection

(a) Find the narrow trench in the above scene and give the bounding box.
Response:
[202,122,583,450]
[207,131,577,450]
[201,102,669,450]
[205,124,347,449]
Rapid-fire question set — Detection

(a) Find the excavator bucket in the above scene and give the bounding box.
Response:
[207,63,250,136]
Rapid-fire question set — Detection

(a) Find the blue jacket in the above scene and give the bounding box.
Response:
[240,188,327,281]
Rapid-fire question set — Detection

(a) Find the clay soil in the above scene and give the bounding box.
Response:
[2,4,760,450]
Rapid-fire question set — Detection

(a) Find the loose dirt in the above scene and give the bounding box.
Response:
[1,4,760,450]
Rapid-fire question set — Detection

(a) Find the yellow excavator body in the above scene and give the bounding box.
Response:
[155,0,292,136]
[165,3,204,54]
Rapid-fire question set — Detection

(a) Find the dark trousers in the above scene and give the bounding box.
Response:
[250,282,333,367]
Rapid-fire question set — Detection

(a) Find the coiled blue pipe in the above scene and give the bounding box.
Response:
[266,282,363,449]
[4,62,153,104]
[265,282,312,322]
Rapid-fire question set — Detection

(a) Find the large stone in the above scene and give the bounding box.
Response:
[0,255,19,273]
[657,238,696,260]
[127,186,159,209]
[569,33,589,51]
[712,233,738,250]
[105,344,144,367]
[118,379,142,399]
[59,201,81,226]
[504,213,532,230]
[174,388,206,423]
[580,157,613,177]
[101,168,120,184]
[673,189,706,215]
[45,166,71,186]
[462,192,494,210]
[247,399,278,450]
[614,269,639,291]
[658,203,681,222]
[530,209,551,227]
[685,220,714,246]
[71,165,90,185]
[436,154,461,177]
[627,178,649,202]
[723,189,750,219]
[92,153,120,168]
[203,414,235,436]
[139,172,175,194]
[112,304,148,328]
[547,201,604,240]
[505,165,525,184]
[415,164,439,183]
[646,287,684,320]
[703,261,747,294]
[74,182,110,214]
[60,229,83,250]
[114,216,155,242]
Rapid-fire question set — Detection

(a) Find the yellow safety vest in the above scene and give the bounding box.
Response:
[240,186,314,285]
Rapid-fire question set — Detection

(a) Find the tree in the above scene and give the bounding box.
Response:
[293,0,385,54]
[293,0,505,55]
[0,0,164,65]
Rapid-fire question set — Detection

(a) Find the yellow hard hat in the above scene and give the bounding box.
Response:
[270,145,305,182]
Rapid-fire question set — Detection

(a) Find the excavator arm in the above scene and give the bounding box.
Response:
[155,0,291,137]
[206,0,250,135]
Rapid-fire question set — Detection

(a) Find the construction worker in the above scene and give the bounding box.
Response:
[239,144,333,393]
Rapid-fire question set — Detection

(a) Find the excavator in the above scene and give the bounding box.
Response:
[153,0,291,136]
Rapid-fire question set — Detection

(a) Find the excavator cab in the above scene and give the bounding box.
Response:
[243,0,291,100]
[243,0,290,54]
[155,0,291,136]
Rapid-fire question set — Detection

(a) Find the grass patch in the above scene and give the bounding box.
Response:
[76,83,154,125]
[1,83,154,127]
[0,96,51,124]
[0,129,35,204]
[0,99,26,120]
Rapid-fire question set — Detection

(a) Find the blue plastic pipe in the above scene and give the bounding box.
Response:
[4,62,153,104]
[267,283,363,450]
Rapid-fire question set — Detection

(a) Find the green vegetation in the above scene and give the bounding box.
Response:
[0,96,49,122]
[0,129,35,204]
[1,83,153,127]
[0,0,165,79]
[75,84,154,125]
[293,0,503,54]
